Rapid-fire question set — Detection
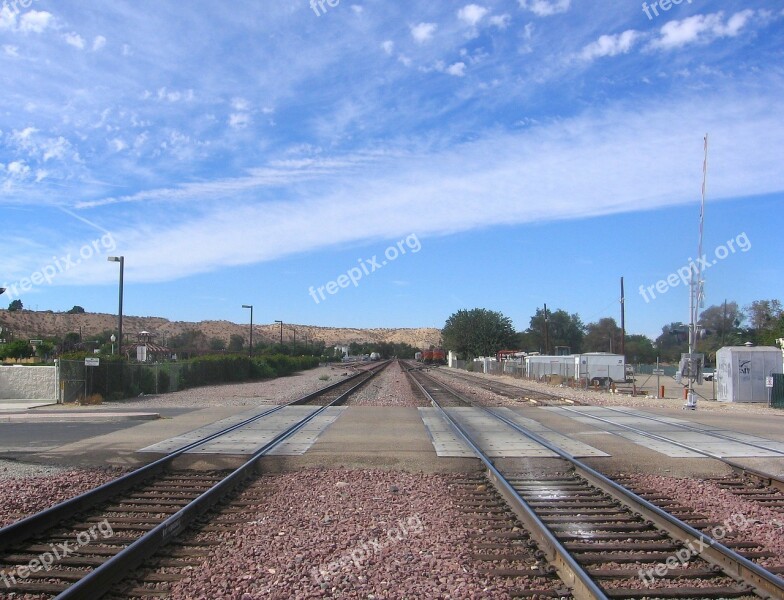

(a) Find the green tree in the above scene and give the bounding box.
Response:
[624,334,657,363]
[524,308,584,354]
[228,334,245,353]
[0,340,34,360]
[209,337,227,352]
[654,322,689,362]
[67,305,86,314]
[8,299,22,311]
[583,318,622,353]
[746,299,782,332]
[442,308,517,359]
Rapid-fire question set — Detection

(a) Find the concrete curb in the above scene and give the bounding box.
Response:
[0,412,161,423]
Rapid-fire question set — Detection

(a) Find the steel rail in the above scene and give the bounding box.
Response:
[417,373,784,599]
[0,366,378,552]
[406,368,609,600]
[426,364,579,405]
[55,359,389,599]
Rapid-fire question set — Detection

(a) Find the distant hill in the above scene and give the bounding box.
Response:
[0,309,442,350]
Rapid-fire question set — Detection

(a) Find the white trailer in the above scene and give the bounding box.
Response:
[574,353,626,385]
[716,346,783,403]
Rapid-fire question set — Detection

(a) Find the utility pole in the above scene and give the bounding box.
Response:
[620,276,626,358]
[543,304,550,355]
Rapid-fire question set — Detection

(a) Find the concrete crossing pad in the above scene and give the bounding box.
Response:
[544,406,784,458]
[138,406,345,456]
[418,407,608,458]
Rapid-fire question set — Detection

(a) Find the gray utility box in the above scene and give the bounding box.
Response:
[716,346,783,403]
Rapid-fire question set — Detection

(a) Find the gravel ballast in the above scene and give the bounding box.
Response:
[624,474,784,568]
[168,469,554,599]
[0,464,123,527]
[345,361,428,407]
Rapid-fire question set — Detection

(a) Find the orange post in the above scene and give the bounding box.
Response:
[660,385,665,398]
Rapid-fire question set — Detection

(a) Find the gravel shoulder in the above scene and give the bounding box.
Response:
[434,367,783,415]
[100,365,351,409]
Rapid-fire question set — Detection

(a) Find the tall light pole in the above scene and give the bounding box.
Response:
[242,305,253,357]
[107,256,124,356]
[291,326,296,346]
[274,320,283,347]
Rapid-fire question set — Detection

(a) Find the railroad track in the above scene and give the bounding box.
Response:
[406,367,784,599]
[0,360,391,599]
[420,364,583,407]
[549,405,784,515]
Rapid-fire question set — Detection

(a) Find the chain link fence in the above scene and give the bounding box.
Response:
[58,360,183,402]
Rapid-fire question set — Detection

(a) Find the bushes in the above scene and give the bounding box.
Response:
[173,354,319,391]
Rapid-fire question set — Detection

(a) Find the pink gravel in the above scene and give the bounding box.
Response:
[624,474,784,569]
[346,361,428,407]
[0,467,124,527]
[168,469,553,599]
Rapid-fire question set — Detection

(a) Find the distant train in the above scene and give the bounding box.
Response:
[416,348,446,365]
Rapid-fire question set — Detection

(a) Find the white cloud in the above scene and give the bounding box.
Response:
[489,15,511,29]
[580,30,640,61]
[41,137,71,161]
[410,22,437,43]
[232,97,250,111]
[64,32,86,49]
[0,6,17,31]
[650,10,756,50]
[92,35,107,51]
[7,160,30,176]
[111,138,127,152]
[381,40,394,55]
[229,113,251,129]
[458,4,488,27]
[351,5,363,14]
[60,82,784,287]
[518,0,570,17]
[3,45,19,57]
[446,62,466,77]
[19,10,53,33]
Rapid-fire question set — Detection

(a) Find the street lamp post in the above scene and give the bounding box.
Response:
[110,334,116,355]
[242,305,253,357]
[274,320,283,347]
[107,257,124,356]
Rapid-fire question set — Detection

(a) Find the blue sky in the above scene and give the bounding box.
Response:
[1,0,782,339]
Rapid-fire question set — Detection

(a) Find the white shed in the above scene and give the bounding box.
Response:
[716,346,783,403]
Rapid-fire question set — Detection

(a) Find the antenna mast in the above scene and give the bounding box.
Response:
[685,134,708,409]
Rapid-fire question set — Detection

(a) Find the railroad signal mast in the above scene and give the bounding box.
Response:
[685,134,708,410]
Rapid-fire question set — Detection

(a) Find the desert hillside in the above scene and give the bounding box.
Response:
[0,309,442,349]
